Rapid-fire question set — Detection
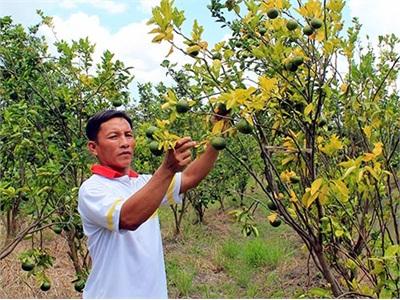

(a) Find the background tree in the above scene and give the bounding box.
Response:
[0,14,133,291]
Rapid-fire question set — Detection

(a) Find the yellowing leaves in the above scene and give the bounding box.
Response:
[363,142,383,162]
[327,0,345,13]
[217,87,257,110]
[259,76,278,95]
[302,178,324,208]
[212,120,225,135]
[280,170,296,184]
[318,134,343,156]
[297,0,322,18]
[331,179,349,202]
[261,0,289,10]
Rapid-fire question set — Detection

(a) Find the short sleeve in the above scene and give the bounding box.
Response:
[161,172,183,206]
[78,181,123,233]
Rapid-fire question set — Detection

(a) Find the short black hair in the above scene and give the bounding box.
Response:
[86,110,133,141]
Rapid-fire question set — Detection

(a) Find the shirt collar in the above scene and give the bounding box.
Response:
[91,164,138,179]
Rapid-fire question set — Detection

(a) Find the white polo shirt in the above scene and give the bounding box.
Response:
[78,165,182,299]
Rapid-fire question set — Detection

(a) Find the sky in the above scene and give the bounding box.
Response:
[1,0,399,97]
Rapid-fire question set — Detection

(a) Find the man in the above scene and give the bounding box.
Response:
[78,109,219,298]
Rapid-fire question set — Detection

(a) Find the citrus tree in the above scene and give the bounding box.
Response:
[147,0,400,297]
[0,14,133,292]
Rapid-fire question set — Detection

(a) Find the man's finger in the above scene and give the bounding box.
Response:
[175,140,196,153]
[175,137,192,148]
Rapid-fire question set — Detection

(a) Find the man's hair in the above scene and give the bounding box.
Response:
[86,110,133,141]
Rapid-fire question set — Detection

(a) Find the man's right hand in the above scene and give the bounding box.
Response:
[161,137,197,174]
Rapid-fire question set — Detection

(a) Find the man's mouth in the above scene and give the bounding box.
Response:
[119,151,132,156]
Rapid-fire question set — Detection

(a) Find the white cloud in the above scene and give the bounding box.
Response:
[59,0,127,14]
[39,12,190,88]
[138,0,160,13]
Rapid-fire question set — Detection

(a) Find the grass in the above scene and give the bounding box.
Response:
[159,202,310,298]
[1,197,321,298]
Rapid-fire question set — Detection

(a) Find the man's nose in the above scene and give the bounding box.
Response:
[120,136,130,147]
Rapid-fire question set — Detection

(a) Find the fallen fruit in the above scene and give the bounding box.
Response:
[74,280,86,293]
[40,281,51,292]
[21,261,35,272]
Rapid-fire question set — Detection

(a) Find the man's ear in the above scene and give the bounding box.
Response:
[87,141,98,156]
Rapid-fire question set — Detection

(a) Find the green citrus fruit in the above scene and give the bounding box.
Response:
[40,281,51,292]
[318,118,327,127]
[74,280,86,293]
[211,137,227,151]
[270,218,282,227]
[259,27,267,35]
[285,61,298,72]
[292,56,304,67]
[303,25,314,36]
[286,19,298,31]
[176,99,190,113]
[112,100,123,107]
[236,119,252,134]
[149,141,163,156]
[267,8,279,19]
[187,47,199,57]
[310,18,323,29]
[267,200,278,211]
[21,261,35,272]
[145,126,157,140]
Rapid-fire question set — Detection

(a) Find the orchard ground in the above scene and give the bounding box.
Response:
[0,203,325,298]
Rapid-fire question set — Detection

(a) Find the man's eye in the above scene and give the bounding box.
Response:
[109,136,117,139]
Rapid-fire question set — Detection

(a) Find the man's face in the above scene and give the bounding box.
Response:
[88,117,135,174]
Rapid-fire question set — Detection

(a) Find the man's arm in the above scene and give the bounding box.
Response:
[180,143,219,193]
[119,137,195,231]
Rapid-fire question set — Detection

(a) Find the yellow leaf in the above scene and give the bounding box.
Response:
[287,207,297,218]
[304,102,314,117]
[259,76,278,94]
[342,166,357,180]
[319,134,343,156]
[282,155,295,166]
[365,166,379,181]
[372,142,383,157]
[166,45,174,57]
[267,213,278,223]
[319,184,329,205]
[161,102,170,110]
[363,125,372,140]
[332,179,349,202]
[302,189,319,208]
[289,189,298,202]
[152,33,165,43]
[311,178,323,195]
[212,120,225,135]
[280,170,296,183]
